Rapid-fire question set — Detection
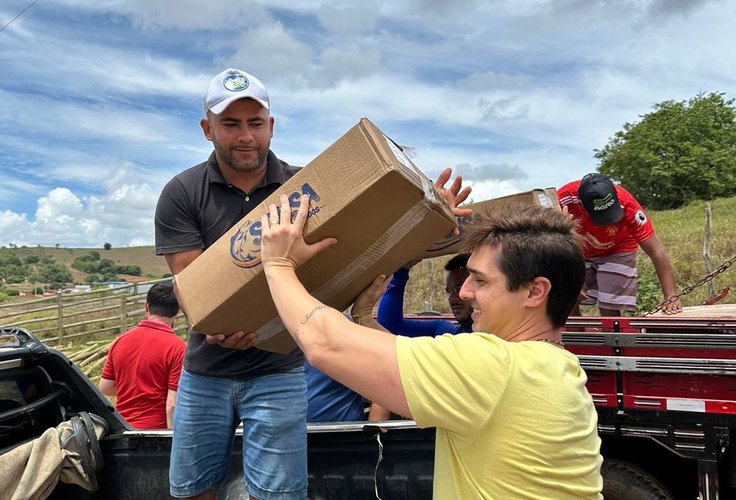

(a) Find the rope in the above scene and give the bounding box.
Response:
[372,431,385,500]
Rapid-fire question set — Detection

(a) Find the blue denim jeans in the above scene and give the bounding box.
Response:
[169,368,307,499]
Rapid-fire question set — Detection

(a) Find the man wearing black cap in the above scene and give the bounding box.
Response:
[558,173,682,316]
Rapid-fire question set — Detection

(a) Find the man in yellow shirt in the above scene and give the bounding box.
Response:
[259,175,603,499]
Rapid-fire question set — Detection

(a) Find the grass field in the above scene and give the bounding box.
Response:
[639,196,736,311]
[403,195,736,315]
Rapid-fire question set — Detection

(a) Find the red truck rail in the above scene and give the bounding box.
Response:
[562,316,736,499]
[564,316,736,415]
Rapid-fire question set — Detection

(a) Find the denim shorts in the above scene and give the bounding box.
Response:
[169,367,307,499]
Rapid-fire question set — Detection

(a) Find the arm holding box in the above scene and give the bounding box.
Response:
[260,167,472,416]
[262,194,413,417]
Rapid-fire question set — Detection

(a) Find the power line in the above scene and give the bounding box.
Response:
[0,0,41,34]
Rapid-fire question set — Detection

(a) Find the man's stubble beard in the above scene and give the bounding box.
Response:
[215,142,269,173]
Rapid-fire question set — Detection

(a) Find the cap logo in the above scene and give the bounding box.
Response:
[592,193,615,211]
[223,73,249,92]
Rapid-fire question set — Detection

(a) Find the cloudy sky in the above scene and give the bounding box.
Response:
[1,0,734,248]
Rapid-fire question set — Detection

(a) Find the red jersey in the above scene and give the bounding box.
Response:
[101,320,186,429]
[557,180,654,258]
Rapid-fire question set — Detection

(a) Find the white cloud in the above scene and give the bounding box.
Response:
[318,45,383,87]
[2,0,736,247]
[0,210,29,244]
[0,184,160,248]
[226,23,314,84]
[463,179,530,204]
[316,1,379,35]
[47,0,273,31]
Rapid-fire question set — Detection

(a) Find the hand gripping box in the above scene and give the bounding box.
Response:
[422,188,560,258]
[174,118,456,354]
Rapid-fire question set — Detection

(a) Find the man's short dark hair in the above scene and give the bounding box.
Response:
[147,281,179,318]
[444,253,469,272]
[460,206,585,328]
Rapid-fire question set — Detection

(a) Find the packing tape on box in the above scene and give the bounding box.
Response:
[536,192,553,207]
[253,199,433,343]
[384,137,440,206]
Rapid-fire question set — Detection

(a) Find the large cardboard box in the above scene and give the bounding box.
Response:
[174,118,456,354]
[422,188,560,258]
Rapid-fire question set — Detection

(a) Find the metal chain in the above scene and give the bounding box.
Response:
[645,255,736,315]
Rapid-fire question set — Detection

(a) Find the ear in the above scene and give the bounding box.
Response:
[201,118,213,141]
[269,116,275,139]
[525,277,551,308]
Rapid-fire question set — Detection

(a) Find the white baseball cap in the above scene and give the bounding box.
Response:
[204,68,270,114]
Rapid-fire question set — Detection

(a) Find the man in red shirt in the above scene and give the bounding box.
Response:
[99,281,185,429]
[558,173,682,316]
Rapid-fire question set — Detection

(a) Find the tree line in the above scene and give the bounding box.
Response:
[0,249,144,302]
[596,92,736,210]
[0,252,72,289]
[70,251,142,282]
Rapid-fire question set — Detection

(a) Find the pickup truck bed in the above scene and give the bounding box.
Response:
[80,422,435,500]
[1,327,433,499]
[4,318,736,499]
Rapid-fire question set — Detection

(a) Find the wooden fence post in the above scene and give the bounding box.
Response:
[703,202,715,297]
[57,290,64,342]
[120,294,127,333]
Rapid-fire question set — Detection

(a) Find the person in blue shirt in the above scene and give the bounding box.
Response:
[305,316,367,422]
[377,253,473,337]
[306,171,473,422]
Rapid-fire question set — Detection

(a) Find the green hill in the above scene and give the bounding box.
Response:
[4,245,170,285]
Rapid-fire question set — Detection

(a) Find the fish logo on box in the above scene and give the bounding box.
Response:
[230,183,322,269]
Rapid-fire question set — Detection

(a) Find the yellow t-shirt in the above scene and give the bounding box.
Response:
[396,332,603,499]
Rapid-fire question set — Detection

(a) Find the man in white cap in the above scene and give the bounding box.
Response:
[155,69,306,500]
[558,172,682,316]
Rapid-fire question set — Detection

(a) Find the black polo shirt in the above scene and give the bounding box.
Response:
[154,151,304,379]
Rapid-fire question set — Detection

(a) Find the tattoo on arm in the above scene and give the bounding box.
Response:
[295,305,327,338]
[301,305,327,325]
